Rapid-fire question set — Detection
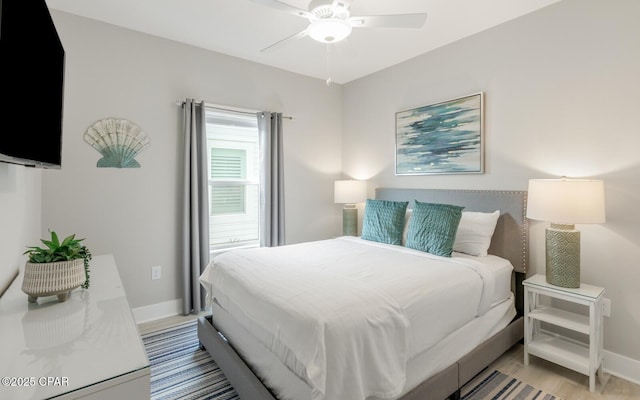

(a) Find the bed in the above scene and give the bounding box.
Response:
[198,188,528,400]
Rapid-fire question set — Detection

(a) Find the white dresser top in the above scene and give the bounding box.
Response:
[0,254,150,400]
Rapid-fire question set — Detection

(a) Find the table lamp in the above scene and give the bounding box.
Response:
[526,178,605,288]
[334,180,367,236]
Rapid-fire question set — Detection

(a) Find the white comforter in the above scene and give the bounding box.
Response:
[199,237,499,400]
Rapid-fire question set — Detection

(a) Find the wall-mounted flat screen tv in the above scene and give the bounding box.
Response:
[0,0,65,169]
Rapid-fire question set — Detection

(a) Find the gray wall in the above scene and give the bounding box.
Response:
[343,0,640,367]
[39,11,344,309]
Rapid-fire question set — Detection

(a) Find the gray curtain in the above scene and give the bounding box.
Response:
[181,99,210,315]
[257,112,286,247]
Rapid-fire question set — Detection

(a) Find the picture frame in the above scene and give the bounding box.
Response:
[395,92,484,175]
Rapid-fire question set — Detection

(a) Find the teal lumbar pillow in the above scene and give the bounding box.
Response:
[361,199,409,245]
[405,201,464,257]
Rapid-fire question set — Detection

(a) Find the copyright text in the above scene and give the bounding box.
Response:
[2,376,69,387]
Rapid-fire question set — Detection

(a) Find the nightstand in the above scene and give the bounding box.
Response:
[523,274,605,392]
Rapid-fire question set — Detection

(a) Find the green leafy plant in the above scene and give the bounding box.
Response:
[23,230,93,289]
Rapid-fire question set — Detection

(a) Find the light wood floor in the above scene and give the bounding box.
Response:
[139,314,640,400]
[488,344,640,400]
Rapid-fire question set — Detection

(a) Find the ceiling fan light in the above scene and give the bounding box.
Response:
[308,18,352,43]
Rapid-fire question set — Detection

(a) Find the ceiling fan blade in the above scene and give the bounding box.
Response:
[349,13,427,29]
[247,0,314,19]
[260,29,309,53]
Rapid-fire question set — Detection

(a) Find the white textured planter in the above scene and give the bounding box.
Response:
[21,259,85,303]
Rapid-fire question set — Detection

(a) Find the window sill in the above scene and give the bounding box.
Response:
[210,243,259,256]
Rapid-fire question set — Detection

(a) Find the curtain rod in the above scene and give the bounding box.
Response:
[175,100,293,120]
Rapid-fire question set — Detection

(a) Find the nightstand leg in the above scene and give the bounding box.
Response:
[598,298,604,378]
[524,287,530,366]
[589,301,597,392]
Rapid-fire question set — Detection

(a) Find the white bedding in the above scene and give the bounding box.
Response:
[199,237,514,400]
[452,251,514,307]
[208,294,515,400]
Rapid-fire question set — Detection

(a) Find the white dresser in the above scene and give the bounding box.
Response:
[0,254,150,400]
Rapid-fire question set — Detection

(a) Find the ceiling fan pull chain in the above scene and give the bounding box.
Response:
[325,44,332,86]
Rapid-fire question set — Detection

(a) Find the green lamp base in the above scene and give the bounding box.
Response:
[545,223,581,288]
[343,206,358,236]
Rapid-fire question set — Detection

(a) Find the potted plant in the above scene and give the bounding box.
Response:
[21,231,92,303]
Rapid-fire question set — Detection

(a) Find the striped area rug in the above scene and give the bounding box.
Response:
[461,368,562,400]
[143,320,561,400]
[142,320,239,400]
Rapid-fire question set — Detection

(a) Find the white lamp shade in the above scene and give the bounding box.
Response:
[334,180,367,204]
[526,178,605,224]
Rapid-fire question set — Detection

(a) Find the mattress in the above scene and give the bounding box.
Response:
[452,251,514,307]
[199,237,515,400]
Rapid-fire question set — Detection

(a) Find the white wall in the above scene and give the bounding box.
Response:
[42,11,344,310]
[343,0,640,371]
[0,165,41,296]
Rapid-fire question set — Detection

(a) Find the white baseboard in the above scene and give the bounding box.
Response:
[604,350,640,386]
[132,299,182,324]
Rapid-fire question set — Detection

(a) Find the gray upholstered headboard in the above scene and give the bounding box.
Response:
[375,188,528,274]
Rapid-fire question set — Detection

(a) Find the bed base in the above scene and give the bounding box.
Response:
[198,314,277,400]
[198,312,524,400]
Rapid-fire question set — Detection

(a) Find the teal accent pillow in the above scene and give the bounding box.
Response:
[361,199,409,245]
[405,201,464,257]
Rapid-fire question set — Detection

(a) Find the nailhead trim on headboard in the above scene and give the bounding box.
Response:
[374,188,528,274]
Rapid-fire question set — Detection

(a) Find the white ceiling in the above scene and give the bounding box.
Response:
[46,0,561,84]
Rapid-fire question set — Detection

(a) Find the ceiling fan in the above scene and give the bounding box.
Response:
[248,0,428,53]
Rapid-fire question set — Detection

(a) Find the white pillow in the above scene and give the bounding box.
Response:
[452,210,500,257]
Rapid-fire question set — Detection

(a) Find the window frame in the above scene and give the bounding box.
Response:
[204,106,261,253]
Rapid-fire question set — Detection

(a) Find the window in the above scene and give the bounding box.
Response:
[206,108,260,251]
[210,148,246,215]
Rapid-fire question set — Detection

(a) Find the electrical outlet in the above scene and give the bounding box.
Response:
[151,265,162,280]
[602,298,611,317]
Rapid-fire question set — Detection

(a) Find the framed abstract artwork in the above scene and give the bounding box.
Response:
[395,92,484,175]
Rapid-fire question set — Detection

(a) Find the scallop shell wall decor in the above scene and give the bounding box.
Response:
[83,118,150,168]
